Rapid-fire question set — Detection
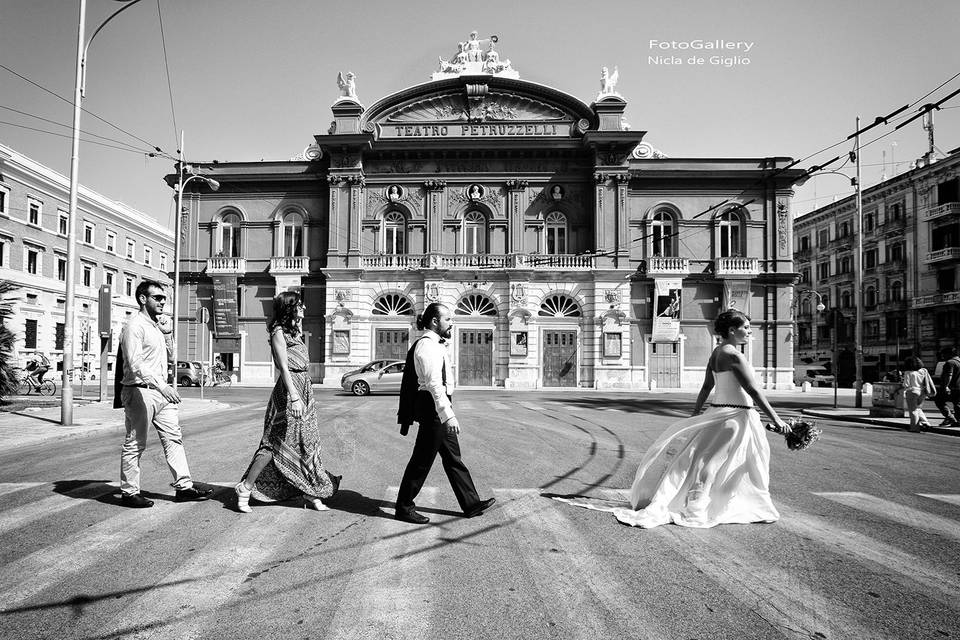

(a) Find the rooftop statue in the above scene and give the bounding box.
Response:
[336,71,358,102]
[597,66,622,100]
[432,31,520,80]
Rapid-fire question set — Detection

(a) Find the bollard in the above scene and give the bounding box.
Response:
[801,381,811,393]
[861,382,873,398]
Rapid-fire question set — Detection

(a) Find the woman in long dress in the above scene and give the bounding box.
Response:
[234,291,340,513]
[560,310,790,529]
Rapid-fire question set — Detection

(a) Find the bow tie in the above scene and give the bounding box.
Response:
[438,338,447,345]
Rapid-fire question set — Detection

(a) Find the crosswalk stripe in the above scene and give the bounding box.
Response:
[0,482,45,498]
[324,486,440,640]
[498,488,673,640]
[0,497,210,610]
[0,481,114,536]
[99,505,300,640]
[778,504,960,608]
[918,493,960,507]
[814,492,960,542]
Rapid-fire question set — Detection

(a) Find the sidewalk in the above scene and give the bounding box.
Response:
[798,406,960,436]
[0,397,229,450]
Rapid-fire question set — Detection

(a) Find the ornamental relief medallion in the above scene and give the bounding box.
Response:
[385,92,567,123]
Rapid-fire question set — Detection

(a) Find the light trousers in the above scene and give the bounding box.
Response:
[903,388,930,432]
[120,387,194,495]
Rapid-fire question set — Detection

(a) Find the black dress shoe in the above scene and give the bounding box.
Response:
[395,509,430,524]
[120,493,154,508]
[175,486,214,502]
[463,497,496,518]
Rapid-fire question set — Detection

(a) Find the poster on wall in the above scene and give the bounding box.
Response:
[652,278,681,341]
[212,275,239,338]
[723,281,751,314]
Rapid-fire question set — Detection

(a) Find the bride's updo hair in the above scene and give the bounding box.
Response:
[416,302,446,331]
[714,309,750,336]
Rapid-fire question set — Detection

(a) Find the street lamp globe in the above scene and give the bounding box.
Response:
[816,302,826,312]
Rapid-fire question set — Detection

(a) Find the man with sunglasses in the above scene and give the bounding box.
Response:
[117,279,212,508]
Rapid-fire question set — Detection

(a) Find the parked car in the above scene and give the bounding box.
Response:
[341,360,405,396]
[341,359,395,378]
[168,361,205,387]
[803,367,835,387]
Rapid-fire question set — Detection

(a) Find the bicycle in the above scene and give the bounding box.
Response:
[17,370,56,396]
[211,370,232,388]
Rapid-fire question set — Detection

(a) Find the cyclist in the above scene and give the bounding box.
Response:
[25,352,51,389]
[213,356,227,385]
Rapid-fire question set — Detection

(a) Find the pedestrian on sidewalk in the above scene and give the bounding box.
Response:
[233,291,340,513]
[117,280,213,508]
[394,302,495,524]
[934,347,960,428]
[901,356,935,433]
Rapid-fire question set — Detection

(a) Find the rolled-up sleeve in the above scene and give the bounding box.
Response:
[415,339,454,423]
[121,320,165,389]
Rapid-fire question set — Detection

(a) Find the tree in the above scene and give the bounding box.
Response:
[0,280,18,398]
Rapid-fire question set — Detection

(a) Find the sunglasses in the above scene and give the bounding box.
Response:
[149,295,167,302]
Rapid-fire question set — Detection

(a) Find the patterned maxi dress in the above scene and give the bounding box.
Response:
[246,327,340,502]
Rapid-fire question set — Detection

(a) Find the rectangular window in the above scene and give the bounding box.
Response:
[58,211,68,235]
[105,270,114,287]
[28,200,41,226]
[126,239,135,259]
[0,186,7,215]
[125,276,135,297]
[0,236,9,268]
[865,248,877,269]
[817,262,830,280]
[144,246,152,266]
[26,249,39,275]
[799,236,810,251]
[818,229,830,246]
[106,232,116,253]
[24,319,38,349]
[56,256,66,281]
[83,222,94,245]
[887,243,904,263]
[159,253,167,271]
[937,269,956,292]
[55,322,65,351]
[82,263,93,287]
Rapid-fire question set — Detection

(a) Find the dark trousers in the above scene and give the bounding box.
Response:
[397,391,480,514]
[934,388,960,422]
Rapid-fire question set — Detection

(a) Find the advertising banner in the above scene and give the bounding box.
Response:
[652,278,682,341]
[212,275,239,338]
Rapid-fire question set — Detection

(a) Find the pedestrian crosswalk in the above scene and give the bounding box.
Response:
[1,483,958,639]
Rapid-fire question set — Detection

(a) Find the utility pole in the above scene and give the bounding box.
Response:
[854,117,864,408]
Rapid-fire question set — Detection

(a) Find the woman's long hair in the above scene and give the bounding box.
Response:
[268,291,302,337]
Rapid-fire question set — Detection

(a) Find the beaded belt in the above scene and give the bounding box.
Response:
[711,403,754,409]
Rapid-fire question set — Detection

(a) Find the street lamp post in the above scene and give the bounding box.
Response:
[62,0,144,425]
[172,135,219,390]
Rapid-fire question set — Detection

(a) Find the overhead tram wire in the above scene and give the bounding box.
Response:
[0,120,170,157]
[0,104,160,155]
[0,62,170,160]
[155,0,179,148]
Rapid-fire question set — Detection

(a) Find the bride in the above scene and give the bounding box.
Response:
[559,310,790,528]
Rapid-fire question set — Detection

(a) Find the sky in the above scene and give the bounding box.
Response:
[1,0,959,233]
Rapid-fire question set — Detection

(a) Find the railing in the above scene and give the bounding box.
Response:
[644,256,690,276]
[206,256,246,274]
[715,256,760,277]
[913,290,960,308]
[269,256,310,273]
[925,247,960,263]
[922,202,960,222]
[879,259,904,272]
[358,253,596,270]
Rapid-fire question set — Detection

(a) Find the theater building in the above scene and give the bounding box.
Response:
[169,35,804,389]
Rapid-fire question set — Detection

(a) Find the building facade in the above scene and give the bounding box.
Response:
[169,37,803,389]
[0,142,173,379]
[793,146,960,385]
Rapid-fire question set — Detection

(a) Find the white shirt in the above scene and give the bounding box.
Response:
[121,311,171,389]
[415,331,455,423]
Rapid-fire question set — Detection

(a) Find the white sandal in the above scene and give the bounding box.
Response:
[234,481,252,513]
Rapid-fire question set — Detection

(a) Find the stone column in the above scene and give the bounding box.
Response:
[614,172,630,268]
[424,179,446,254]
[505,179,528,255]
[327,175,344,258]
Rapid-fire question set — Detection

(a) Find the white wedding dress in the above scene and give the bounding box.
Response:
[558,368,779,529]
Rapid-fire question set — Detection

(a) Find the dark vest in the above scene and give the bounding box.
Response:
[112,346,125,409]
[397,338,426,435]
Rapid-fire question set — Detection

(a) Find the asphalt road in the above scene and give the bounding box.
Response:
[1,387,958,640]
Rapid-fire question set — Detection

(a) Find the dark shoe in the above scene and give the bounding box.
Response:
[395,509,430,524]
[464,497,496,518]
[120,493,154,508]
[175,486,214,502]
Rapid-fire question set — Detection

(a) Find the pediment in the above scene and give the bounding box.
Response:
[384,92,567,123]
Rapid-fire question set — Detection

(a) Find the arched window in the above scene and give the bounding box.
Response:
[864,213,874,233]
[462,211,486,254]
[456,293,497,316]
[383,211,405,254]
[800,299,811,315]
[650,210,675,257]
[545,211,567,255]
[841,290,852,308]
[717,208,743,257]
[219,212,242,257]
[889,281,903,302]
[864,287,876,308]
[282,210,304,256]
[372,293,413,316]
[539,294,581,317]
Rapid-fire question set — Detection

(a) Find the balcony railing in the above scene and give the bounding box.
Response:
[880,259,904,272]
[925,247,960,264]
[913,290,960,308]
[358,253,596,270]
[206,256,246,274]
[644,256,690,276]
[715,257,760,278]
[923,202,960,222]
[269,256,309,274]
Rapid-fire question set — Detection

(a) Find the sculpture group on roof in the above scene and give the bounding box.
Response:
[434,31,519,80]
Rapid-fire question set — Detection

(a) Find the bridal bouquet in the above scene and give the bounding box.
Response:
[766,417,822,451]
